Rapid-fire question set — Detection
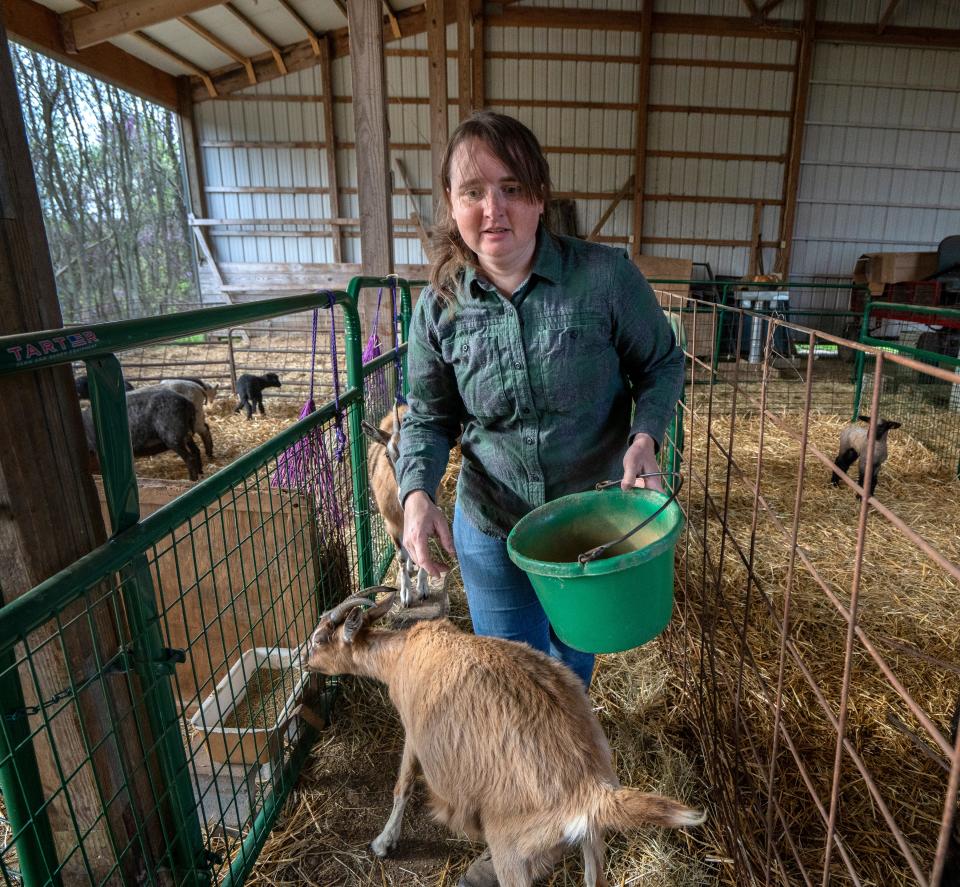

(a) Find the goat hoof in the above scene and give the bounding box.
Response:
[369,837,396,858]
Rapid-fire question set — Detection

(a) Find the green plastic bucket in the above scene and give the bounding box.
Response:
[506,486,684,654]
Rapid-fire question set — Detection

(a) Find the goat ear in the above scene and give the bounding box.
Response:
[342,606,365,643]
[887,420,902,430]
[361,420,392,447]
[857,415,871,423]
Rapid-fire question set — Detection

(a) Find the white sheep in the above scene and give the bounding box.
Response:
[306,588,705,887]
[830,415,901,498]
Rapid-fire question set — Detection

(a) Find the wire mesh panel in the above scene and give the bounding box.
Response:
[855,303,960,477]
[668,313,960,886]
[0,285,413,886]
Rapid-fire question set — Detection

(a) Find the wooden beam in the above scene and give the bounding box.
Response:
[748,201,763,277]
[318,35,343,263]
[6,0,177,109]
[630,0,653,262]
[275,0,321,54]
[382,0,402,39]
[471,0,484,109]
[760,0,786,15]
[426,0,449,221]
[457,0,472,119]
[176,78,209,218]
[741,0,761,18]
[393,157,432,250]
[189,215,225,288]
[877,0,904,35]
[775,0,815,278]
[179,14,256,85]
[223,3,287,76]
[588,175,634,242]
[63,0,224,51]
[133,31,217,96]
[348,0,394,277]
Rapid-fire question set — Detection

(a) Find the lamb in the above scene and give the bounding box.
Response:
[361,403,430,607]
[75,374,133,399]
[234,372,281,419]
[158,379,215,457]
[306,588,705,887]
[82,387,202,481]
[830,415,902,498]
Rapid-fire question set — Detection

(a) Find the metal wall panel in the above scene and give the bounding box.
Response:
[791,41,960,284]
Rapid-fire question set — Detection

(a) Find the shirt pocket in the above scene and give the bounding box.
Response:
[533,318,612,414]
[445,330,511,422]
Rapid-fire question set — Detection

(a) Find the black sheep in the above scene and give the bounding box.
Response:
[830,415,901,498]
[75,374,134,399]
[82,388,202,481]
[234,372,281,419]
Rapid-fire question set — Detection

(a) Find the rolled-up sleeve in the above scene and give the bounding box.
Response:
[396,291,464,504]
[610,255,686,448]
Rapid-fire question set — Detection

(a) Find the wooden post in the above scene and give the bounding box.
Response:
[776,0,816,278]
[176,77,207,219]
[631,0,653,262]
[0,15,162,882]
[426,0,448,225]
[319,35,343,263]
[471,0,484,111]
[457,0,472,119]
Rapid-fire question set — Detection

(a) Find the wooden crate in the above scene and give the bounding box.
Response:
[95,478,328,713]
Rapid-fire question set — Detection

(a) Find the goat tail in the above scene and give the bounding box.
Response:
[597,787,706,833]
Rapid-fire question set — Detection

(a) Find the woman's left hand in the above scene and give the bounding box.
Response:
[621,433,662,492]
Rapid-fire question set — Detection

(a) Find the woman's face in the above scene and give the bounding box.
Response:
[447,140,544,274]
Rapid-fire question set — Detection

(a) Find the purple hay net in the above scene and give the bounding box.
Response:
[271,298,347,534]
[364,287,388,409]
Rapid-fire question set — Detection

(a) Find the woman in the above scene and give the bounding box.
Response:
[396,111,684,692]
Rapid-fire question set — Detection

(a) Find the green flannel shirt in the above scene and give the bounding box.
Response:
[396,227,685,539]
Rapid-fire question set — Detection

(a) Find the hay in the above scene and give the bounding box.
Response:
[677,410,960,884]
[223,667,300,730]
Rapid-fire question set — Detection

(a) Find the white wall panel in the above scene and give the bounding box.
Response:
[791,41,960,281]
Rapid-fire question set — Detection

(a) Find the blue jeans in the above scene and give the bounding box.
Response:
[453,504,595,689]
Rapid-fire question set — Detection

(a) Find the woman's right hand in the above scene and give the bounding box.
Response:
[403,490,455,578]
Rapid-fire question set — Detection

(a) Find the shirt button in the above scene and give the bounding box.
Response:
[570,330,579,339]
[531,475,541,482]
[525,437,534,445]
[461,344,469,354]
[514,360,523,370]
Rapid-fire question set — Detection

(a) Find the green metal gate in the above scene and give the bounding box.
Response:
[0,279,414,886]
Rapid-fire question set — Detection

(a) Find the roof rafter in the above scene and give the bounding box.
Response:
[274,0,321,55]
[382,0,402,39]
[178,14,256,84]
[62,0,224,52]
[878,0,905,34]
[223,2,287,75]
[133,30,217,96]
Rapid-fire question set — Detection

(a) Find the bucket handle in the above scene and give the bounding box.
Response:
[578,471,684,566]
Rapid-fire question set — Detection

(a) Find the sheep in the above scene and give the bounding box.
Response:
[82,387,202,481]
[234,372,281,419]
[830,415,902,498]
[306,587,705,887]
[161,376,219,405]
[75,374,133,399]
[158,379,215,457]
[361,403,430,607]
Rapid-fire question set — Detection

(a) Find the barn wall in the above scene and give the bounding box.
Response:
[191,0,960,303]
[790,41,960,283]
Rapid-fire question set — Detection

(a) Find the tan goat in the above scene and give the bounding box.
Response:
[306,588,705,887]
[361,404,430,606]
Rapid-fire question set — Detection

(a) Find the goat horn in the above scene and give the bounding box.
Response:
[324,594,382,625]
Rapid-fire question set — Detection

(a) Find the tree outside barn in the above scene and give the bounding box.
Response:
[12,45,197,324]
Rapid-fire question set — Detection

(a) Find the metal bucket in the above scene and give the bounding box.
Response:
[506,483,684,654]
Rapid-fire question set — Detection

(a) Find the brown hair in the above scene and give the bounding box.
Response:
[429,111,553,305]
